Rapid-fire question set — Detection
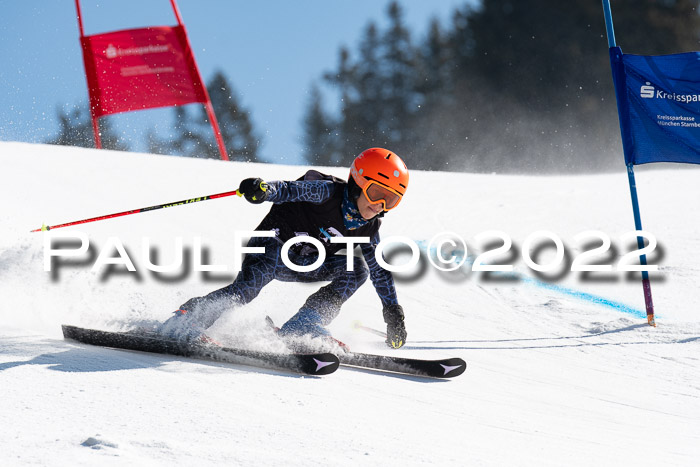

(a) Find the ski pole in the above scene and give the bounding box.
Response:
[31,189,238,232]
[352,321,387,338]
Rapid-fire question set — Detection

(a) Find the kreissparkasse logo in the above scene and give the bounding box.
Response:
[105,44,118,59]
[640,81,655,99]
[639,81,700,103]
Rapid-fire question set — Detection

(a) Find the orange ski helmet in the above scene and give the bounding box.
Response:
[349,148,409,210]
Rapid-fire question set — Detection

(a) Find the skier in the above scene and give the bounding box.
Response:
[158,147,409,349]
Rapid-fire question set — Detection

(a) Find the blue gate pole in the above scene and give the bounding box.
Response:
[602,0,616,48]
[602,0,656,326]
[626,165,656,326]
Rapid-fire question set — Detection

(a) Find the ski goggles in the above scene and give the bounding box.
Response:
[361,180,404,211]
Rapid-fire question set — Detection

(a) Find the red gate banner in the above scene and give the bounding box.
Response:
[80,25,207,117]
[74,0,229,160]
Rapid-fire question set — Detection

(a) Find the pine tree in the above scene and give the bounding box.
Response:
[352,22,386,150]
[324,46,360,166]
[302,83,337,166]
[200,71,260,162]
[160,71,261,161]
[148,106,201,156]
[612,0,700,54]
[312,0,700,173]
[319,3,423,166]
[454,0,700,172]
[409,17,460,171]
[46,104,128,151]
[381,1,418,148]
[417,18,452,99]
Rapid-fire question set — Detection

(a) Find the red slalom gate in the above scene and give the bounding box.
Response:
[74,0,229,160]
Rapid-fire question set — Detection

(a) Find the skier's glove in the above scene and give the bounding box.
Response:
[238,178,269,204]
[383,304,407,349]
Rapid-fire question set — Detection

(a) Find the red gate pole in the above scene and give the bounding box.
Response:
[169,0,230,161]
[74,0,103,149]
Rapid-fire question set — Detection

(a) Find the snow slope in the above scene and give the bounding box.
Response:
[1,141,699,466]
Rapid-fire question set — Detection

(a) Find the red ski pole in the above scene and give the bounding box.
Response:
[31,190,239,232]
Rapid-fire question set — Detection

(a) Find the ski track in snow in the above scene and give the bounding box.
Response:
[1,142,699,466]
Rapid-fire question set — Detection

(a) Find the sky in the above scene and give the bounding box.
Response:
[0,0,470,164]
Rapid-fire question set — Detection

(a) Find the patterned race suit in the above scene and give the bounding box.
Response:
[168,171,399,337]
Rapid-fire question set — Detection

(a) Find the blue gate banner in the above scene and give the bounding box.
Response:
[610,46,700,165]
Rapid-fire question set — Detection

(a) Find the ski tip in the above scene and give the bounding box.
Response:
[303,353,340,375]
[438,358,467,378]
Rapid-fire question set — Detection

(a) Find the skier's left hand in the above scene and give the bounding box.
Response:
[238,178,269,204]
[383,304,407,349]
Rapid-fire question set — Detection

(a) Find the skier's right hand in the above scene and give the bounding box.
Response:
[238,178,269,204]
[383,304,407,349]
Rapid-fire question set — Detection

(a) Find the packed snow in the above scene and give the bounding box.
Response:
[1,141,699,466]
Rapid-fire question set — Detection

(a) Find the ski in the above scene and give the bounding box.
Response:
[264,316,466,378]
[338,352,466,379]
[61,325,339,376]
